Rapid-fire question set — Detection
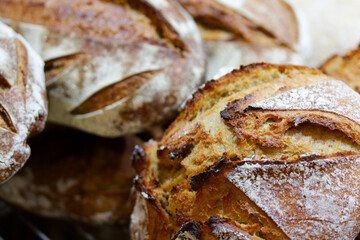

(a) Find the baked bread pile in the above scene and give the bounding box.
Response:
[0,0,359,239]
[131,64,360,239]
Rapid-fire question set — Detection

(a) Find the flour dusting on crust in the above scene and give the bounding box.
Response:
[251,80,360,124]
[228,156,360,239]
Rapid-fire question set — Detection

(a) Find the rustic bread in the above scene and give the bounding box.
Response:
[0,126,140,224]
[131,63,360,240]
[0,0,205,137]
[286,0,360,67]
[178,0,308,79]
[320,44,360,92]
[0,21,47,183]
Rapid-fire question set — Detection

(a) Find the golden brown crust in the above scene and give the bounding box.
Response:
[0,126,140,224]
[131,63,360,239]
[320,44,360,92]
[1,0,205,136]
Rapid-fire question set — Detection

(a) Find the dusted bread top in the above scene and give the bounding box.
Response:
[131,63,360,240]
[0,0,205,136]
[0,21,47,183]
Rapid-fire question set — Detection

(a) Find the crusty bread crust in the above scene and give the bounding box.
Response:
[0,21,47,183]
[0,0,205,137]
[131,63,360,239]
[320,44,360,92]
[0,126,141,224]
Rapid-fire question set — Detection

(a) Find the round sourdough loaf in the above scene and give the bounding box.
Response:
[320,44,360,93]
[0,126,140,224]
[178,0,309,79]
[0,21,47,183]
[0,0,205,137]
[131,63,360,240]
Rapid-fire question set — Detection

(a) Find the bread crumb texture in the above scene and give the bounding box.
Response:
[131,63,360,240]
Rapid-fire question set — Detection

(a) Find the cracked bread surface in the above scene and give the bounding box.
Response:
[0,21,47,183]
[131,63,360,240]
[0,0,205,137]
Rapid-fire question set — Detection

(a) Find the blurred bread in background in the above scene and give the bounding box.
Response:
[0,125,141,224]
[286,0,360,67]
[320,44,360,92]
[0,0,205,137]
[0,21,47,183]
[178,0,308,79]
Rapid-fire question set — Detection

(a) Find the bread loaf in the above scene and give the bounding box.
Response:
[0,0,205,137]
[0,21,47,183]
[178,0,308,79]
[320,44,360,92]
[131,63,360,239]
[0,126,140,224]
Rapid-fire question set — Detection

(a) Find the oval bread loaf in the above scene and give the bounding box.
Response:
[131,63,360,240]
[0,0,205,137]
[0,21,47,183]
[0,126,140,224]
[178,0,308,79]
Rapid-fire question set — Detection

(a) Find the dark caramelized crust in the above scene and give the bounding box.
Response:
[320,44,360,92]
[1,0,205,136]
[131,63,360,239]
[0,125,141,224]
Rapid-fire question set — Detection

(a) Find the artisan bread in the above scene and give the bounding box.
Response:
[0,126,140,224]
[286,0,360,67]
[178,0,308,79]
[0,21,46,183]
[320,44,360,92]
[131,63,360,240]
[0,0,205,137]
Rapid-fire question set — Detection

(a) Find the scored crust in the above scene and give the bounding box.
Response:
[320,44,360,92]
[131,63,360,239]
[0,21,47,183]
[0,126,141,224]
[178,0,308,79]
[0,0,205,137]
